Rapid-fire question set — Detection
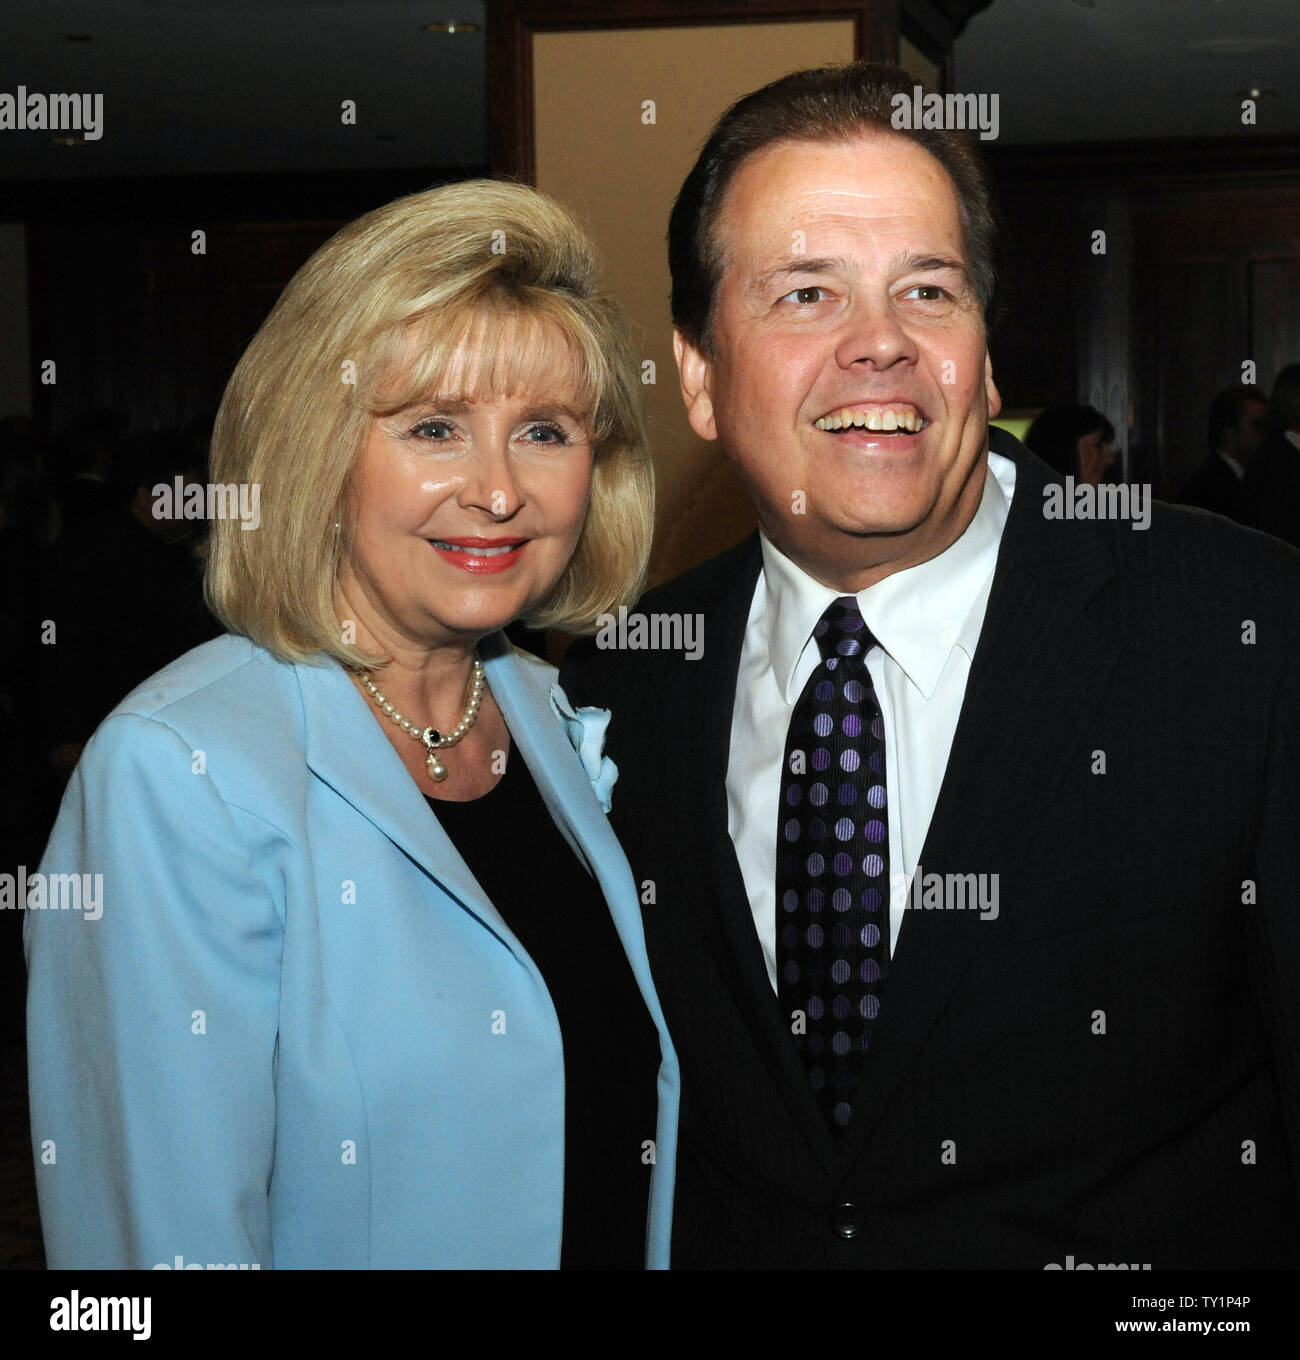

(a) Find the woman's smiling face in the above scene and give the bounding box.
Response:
[337,314,595,653]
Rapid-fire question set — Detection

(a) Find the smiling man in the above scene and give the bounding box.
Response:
[674,131,999,590]
[562,63,1300,1269]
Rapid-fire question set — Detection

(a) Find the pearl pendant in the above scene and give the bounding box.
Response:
[427,753,449,782]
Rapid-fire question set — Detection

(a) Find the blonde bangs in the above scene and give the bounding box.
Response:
[367,288,615,447]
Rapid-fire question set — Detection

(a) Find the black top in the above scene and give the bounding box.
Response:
[426,748,659,1270]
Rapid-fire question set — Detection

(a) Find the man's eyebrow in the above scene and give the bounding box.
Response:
[748,252,970,293]
[749,256,854,291]
[891,253,969,278]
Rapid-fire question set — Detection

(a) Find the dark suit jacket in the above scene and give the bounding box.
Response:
[1177,452,1247,523]
[562,427,1300,1269]
[1243,432,1300,549]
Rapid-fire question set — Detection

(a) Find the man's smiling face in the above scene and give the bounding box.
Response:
[674,131,1001,592]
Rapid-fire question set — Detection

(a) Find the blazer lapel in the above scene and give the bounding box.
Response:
[479,630,684,1084]
[837,434,1122,1157]
[297,655,525,958]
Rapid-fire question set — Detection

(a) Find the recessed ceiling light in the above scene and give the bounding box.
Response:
[424,21,478,34]
[52,135,88,146]
[1233,87,1277,99]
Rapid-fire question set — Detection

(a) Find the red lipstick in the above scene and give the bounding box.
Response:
[429,536,528,574]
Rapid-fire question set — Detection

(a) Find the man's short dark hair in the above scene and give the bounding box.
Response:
[1272,365,1300,432]
[1206,384,1267,449]
[668,62,999,357]
[1024,404,1114,479]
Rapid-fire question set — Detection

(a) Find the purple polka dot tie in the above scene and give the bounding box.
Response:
[776,596,890,1133]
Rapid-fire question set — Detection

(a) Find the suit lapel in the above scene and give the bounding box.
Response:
[666,535,845,1171]
[837,434,1122,1157]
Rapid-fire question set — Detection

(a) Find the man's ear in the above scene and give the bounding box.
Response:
[984,350,1002,419]
[673,328,718,443]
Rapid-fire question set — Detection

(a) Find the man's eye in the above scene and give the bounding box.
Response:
[779,286,828,305]
[903,284,948,302]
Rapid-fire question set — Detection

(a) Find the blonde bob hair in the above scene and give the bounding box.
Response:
[206,178,654,668]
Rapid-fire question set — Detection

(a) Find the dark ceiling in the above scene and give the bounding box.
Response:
[1,0,1296,182]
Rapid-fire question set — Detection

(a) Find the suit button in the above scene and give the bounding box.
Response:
[831,1202,864,1239]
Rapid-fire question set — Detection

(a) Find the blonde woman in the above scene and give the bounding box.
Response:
[26,181,678,1269]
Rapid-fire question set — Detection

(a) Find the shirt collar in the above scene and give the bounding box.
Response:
[1286,430,1300,453]
[1214,449,1245,480]
[761,449,1014,703]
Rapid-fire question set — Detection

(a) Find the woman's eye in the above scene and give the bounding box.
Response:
[411,419,455,440]
[780,286,828,305]
[903,284,948,302]
[522,423,569,446]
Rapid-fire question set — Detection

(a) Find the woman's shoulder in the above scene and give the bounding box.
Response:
[112,634,288,722]
[83,635,313,814]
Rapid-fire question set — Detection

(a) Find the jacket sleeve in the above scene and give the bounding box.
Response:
[1250,632,1300,1213]
[25,712,283,1269]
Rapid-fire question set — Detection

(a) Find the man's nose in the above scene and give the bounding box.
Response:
[833,299,916,370]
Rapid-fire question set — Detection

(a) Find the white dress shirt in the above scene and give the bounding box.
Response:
[727,451,1017,991]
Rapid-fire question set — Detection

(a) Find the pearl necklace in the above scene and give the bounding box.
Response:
[361,656,486,782]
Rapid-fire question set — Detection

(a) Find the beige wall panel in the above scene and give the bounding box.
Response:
[898,35,941,91]
[534,21,855,580]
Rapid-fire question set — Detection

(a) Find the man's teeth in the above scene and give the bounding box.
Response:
[431,541,519,556]
[814,407,924,432]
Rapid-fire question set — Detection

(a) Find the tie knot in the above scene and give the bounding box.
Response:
[812,595,872,665]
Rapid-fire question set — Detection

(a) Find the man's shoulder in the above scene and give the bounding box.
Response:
[640,531,762,615]
[1140,494,1299,576]
[562,533,760,697]
[1082,499,1300,673]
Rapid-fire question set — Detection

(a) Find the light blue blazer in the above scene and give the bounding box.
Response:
[25,631,679,1269]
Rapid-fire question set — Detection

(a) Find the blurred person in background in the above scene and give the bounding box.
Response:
[1243,363,1300,548]
[1024,402,1117,485]
[1177,384,1268,523]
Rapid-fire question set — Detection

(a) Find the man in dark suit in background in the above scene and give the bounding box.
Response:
[1177,383,1268,522]
[563,63,1300,1269]
[1244,364,1300,549]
